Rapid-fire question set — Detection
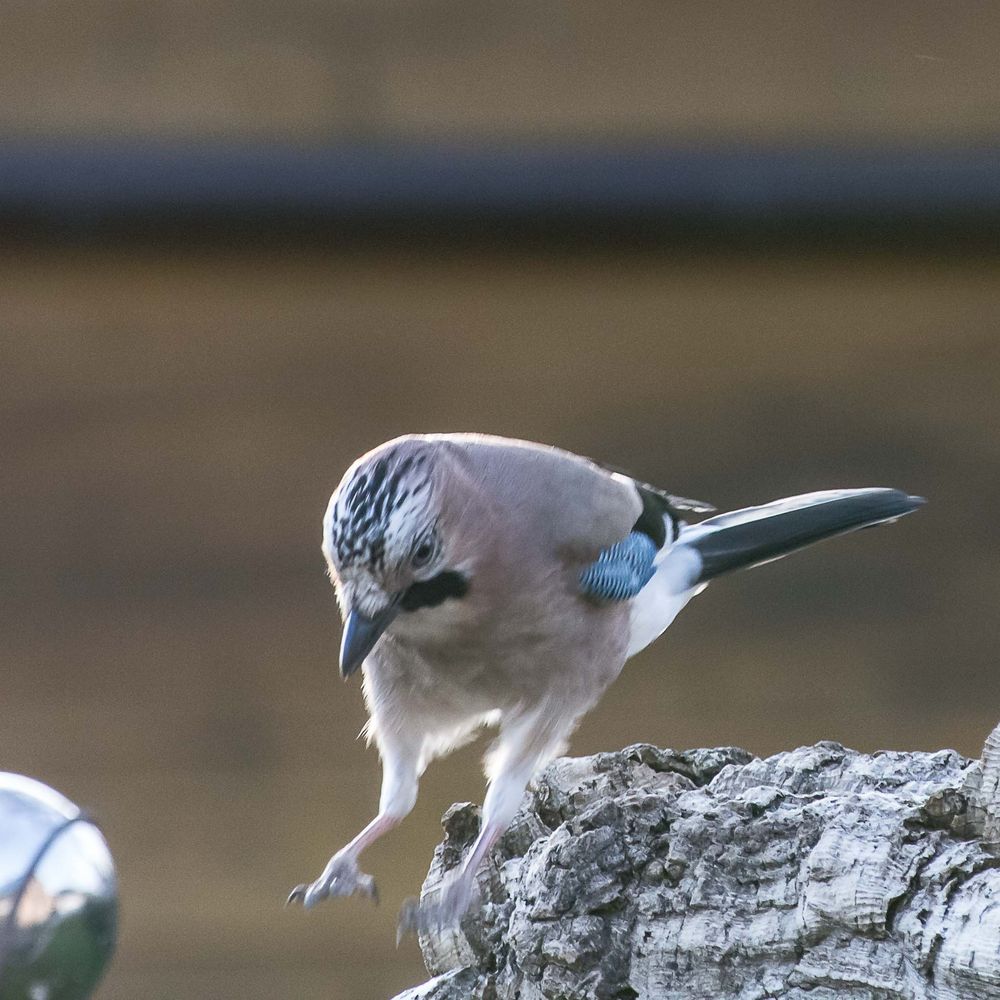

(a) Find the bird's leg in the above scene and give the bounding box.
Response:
[286,813,396,908]
[399,718,556,937]
[288,738,419,909]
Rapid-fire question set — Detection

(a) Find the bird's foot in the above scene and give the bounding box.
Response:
[396,871,478,943]
[287,851,378,909]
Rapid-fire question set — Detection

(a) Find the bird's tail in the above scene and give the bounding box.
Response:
[679,488,925,584]
[625,487,924,659]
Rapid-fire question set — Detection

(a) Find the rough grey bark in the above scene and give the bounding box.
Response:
[391,723,1000,1000]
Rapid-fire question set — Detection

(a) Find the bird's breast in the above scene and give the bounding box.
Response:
[379,569,630,709]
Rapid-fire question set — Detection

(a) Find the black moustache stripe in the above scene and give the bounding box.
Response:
[400,571,469,611]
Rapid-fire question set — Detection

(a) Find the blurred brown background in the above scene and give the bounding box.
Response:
[3,4,1000,1000]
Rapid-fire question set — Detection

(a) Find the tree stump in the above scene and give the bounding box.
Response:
[391,723,1000,999]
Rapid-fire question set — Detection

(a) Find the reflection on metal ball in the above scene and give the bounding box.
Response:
[0,774,117,1000]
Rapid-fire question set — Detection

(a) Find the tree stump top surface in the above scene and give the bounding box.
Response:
[393,738,1000,1000]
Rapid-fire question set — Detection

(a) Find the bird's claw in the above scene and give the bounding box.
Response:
[396,874,477,943]
[286,853,378,909]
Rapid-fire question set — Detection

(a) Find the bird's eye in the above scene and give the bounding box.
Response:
[411,540,435,568]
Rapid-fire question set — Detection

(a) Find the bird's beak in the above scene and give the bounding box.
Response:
[339,600,401,679]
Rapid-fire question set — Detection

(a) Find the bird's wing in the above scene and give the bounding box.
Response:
[579,531,659,602]
[435,434,643,561]
[573,468,717,602]
[587,459,716,542]
[630,481,715,547]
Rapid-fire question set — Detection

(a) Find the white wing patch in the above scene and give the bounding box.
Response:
[626,537,704,658]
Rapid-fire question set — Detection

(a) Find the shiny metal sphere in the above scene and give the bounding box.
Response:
[0,774,117,1000]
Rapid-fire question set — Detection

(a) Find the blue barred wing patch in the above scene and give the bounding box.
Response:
[579,531,658,602]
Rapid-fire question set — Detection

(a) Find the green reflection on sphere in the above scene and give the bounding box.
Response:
[0,775,117,1000]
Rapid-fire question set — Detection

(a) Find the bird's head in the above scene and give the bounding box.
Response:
[323,437,470,678]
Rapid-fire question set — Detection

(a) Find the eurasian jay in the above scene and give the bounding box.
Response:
[287,433,923,933]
